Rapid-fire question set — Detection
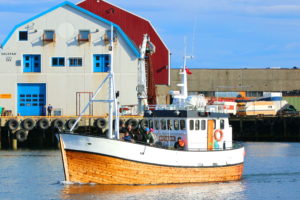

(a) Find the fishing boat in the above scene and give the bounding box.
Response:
[58,28,245,185]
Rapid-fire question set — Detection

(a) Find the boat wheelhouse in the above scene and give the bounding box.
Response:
[143,110,232,151]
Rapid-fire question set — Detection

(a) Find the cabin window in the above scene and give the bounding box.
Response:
[180,120,186,130]
[161,119,166,130]
[149,120,153,129]
[189,120,194,130]
[19,31,28,41]
[201,120,206,130]
[195,120,200,130]
[154,120,160,130]
[69,58,82,67]
[52,57,65,67]
[220,119,225,129]
[213,120,216,129]
[167,120,173,130]
[174,120,179,130]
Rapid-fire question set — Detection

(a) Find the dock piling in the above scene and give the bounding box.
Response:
[12,138,17,150]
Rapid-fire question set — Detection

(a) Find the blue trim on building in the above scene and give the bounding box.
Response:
[1,1,140,58]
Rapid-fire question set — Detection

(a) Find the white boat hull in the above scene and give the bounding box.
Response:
[59,133,244,185]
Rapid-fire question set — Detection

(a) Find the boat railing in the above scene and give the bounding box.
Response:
[146,104,206,111]
[70,132,243,152]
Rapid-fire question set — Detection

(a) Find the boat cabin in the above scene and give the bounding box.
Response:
[144,110,233,151]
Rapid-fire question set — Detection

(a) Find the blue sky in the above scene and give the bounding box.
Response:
[1,0,300,69]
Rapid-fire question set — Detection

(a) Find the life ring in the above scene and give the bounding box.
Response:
[139,119,149,130]
[94,118,107,129]
[52,119,65,131]
[37,118,50,130]
[126,118,139,129]
[214,129,224,141]
[6,119,19,130]
[21,118,36,131]
[65,119,79,131]
[15,129,28,142]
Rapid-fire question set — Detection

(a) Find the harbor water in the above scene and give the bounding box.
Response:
[1,142,300,200]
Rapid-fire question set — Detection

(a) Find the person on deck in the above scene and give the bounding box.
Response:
[127,124,134,138]
[120,123,127,134]
[143,128,154,145]
[174,137,185,150]
[134,129,144,143]
[123,131,132,142]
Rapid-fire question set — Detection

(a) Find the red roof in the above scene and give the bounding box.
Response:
[78,0,170,85]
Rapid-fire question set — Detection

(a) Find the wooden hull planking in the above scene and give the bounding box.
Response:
[64,150,244,185]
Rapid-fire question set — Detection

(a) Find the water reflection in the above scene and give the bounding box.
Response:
[61,181,246,200]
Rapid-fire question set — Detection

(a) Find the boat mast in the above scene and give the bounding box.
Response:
[172,41,192,105]
[108,24,119,139]
[137,34,149,114]
[70,24,119,139]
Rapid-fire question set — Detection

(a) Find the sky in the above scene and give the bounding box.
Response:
[1,0,300,69]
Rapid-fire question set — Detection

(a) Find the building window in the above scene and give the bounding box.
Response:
[52,57,65,67]
[69,58,82,67]
[93,54,110,72]
[19,31,28,41]
[43,30,55,42]
[104,30,117,44]
[23,55,41,72]
[78,30,90,41]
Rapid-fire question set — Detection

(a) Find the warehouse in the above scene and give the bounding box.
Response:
[0,1,140,116]
[170,68,300,110]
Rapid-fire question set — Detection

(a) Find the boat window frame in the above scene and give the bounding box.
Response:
[154,120,160,130]
[174,119,179,130]
[167,119,173,130]
[180,120,186,130]
[161,119,167,130]
[195,120,200,130]
[201,119,206,130]
[220,119,225,130]
[189,120,194,131]
[149,119,153,129]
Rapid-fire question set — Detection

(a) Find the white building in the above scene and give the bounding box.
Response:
[0,1,140,116]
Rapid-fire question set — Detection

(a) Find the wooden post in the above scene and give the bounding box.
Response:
[12,138,17,150]
[0,126,2,150]
[254,118,258,137]
[7,130,11,149]
[283,117,287,139]
[240,118,243,138]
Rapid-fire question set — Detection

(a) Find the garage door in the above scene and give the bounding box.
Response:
[18,83,46,116]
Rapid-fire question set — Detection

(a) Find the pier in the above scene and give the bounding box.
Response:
[230,115,300,141]
[0,116,142,149]
[1,115,300,149]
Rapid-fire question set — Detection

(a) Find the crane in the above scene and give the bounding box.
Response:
[137,34,155,114]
